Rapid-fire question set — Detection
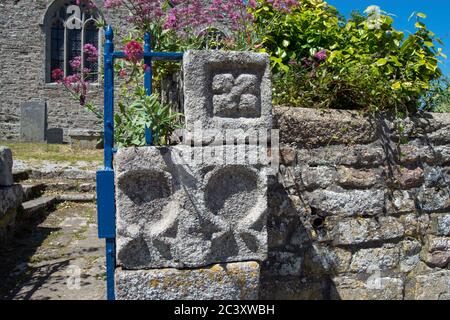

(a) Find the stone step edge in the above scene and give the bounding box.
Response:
[21,183,46,202]
[12,169,31,183]
[18,193,96,221]
[14,169,96,183]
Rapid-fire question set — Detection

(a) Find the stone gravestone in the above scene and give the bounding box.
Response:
[46,128,64,144]
[0,146,13,187]
[20,102,47,142]
[114,50,272,300]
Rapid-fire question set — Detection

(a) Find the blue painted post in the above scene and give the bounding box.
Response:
[98,25,182,301]
[104,26,115,170]
[103,25,116,301]
[144,32,153,96]
[144,32,153,145]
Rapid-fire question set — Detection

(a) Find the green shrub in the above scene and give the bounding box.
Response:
[252,0,446,113]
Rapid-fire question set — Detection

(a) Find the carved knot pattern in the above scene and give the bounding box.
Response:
[212,73,260,118]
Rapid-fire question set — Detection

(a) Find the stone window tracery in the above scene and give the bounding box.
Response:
[44,0,101,83]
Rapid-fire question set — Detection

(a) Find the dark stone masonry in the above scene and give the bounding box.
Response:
[261,107,449,300]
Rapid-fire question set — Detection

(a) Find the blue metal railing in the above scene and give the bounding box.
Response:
[96,25,183,300]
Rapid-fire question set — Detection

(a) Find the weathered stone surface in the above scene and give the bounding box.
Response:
[405,270,450,300]
[20,102,47,142]
[274,107,377,148]
[398,144,449,166]
[350,245,400,272]
[337,166,380,189]
[420,236,450,268]
[387,190,417,214]
[303,244,352,274]
[115,261,260,300]
[0,184,23,219]
[390,166,424,189]
[430,213,450,236]
[295,166,336,190]
[0,207,17,246]
[331,275,404,300]
[417,187,450,212]
[0,146,13,187]
[0,184,23,246]
[183,50,272,144]
[306,189,385,217]
[328,216,404,245]
[69,129,103,150]
[399,238,422,272]
[423,165,447,188]
[280,147,296,166]
[260,276,327,300]
[297,144,385,167]
[399,213,430,238]
[263,251,303,276]
[115,146,269,269]
[46,128,64,144]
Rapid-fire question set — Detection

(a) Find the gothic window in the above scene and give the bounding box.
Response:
[44,0,101,83]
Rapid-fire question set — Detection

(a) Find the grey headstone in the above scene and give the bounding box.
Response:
[46,128,64,144]
[0,147,13,187]
[183,50,272,144]
[20,102,47,142]
[115,146,269,269]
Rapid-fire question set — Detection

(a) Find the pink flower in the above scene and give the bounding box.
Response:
[314,50,327,62]
[51,68,64,82]
[124,40,144,63]
[119,69,126,78]
[70,56,82,70]
[83,43,98,63]
[104,0,123,9]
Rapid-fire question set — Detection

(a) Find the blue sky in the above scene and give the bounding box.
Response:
[326,0,450,75]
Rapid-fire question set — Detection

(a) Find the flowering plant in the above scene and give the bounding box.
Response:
[52,43,101,118]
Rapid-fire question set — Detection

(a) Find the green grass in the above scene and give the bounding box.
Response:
[0,141,102,163]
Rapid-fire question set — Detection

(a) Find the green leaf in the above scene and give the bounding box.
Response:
[415,22,425,29]
[375,58,388,66]
[391,82,402,90]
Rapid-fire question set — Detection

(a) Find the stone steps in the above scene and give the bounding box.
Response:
[44,181,96,193]
[13,167,97,221]
[12,169,31,183]
[57,193,96,203]
[19,196,58,221]
[21,183,46,202]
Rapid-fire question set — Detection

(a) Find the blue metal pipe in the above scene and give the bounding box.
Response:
[98,25,184,301]
[103,25,116,301]
[144,32,153,96]
[104,26,115,170]
[106,238,116,300]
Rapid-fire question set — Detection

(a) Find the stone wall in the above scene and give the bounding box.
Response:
[0,0,126,142]
[0,147,23,247]
[261,107,450,300]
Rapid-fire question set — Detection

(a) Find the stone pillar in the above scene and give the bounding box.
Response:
[115,50,272,300]
[0,147,23,247]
